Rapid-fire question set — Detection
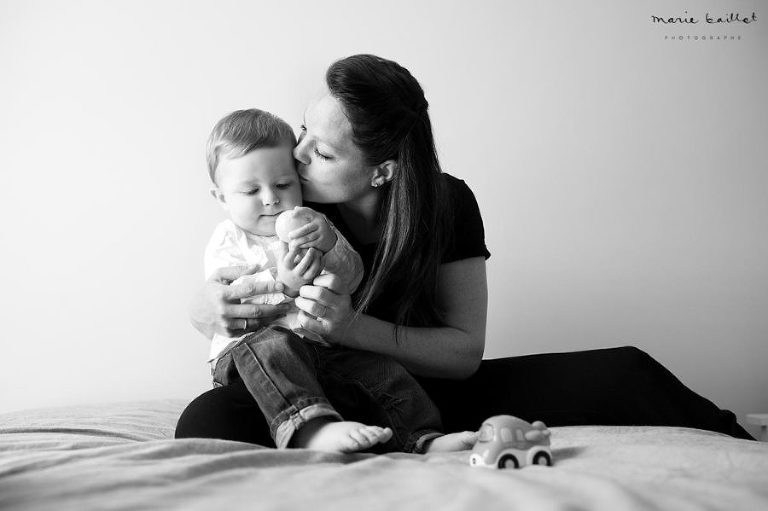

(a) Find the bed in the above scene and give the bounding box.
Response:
[1,399,767,510]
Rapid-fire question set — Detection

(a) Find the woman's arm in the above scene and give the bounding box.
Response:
[295,257,487,379]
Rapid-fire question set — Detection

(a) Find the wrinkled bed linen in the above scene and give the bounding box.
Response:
[1,400,767,511]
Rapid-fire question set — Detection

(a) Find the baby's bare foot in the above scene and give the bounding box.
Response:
[290,418,393,453]
[425,431,479,453]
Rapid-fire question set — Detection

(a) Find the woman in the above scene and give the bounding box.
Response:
[177,54,751,443]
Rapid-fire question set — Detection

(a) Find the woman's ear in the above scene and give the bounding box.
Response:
[210,187,229,211]
[371,160,397,188]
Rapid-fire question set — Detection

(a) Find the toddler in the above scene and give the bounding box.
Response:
[204,109,468,453]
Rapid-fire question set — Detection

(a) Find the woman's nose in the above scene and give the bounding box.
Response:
[293,138,309,164]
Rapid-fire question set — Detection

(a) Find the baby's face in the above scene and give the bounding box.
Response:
[214,145,303,236]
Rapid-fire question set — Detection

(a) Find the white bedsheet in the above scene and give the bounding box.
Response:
[1,400,766,510]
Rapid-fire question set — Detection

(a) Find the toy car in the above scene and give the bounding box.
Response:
[469,415,552,469]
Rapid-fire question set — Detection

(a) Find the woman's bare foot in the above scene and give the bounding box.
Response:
[289,418,393,453]
[425,431,479,453]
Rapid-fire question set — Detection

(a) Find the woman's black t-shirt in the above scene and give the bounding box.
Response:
[305,173,490,322]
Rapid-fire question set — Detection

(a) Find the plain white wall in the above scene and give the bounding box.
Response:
[1,0,766,436]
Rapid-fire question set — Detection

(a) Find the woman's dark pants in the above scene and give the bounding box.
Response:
[176,346,753,445]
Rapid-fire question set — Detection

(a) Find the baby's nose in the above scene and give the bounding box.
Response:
[262,190,280,206]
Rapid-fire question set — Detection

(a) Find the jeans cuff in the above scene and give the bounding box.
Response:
[273,401,342,449]
[407,430,444,454]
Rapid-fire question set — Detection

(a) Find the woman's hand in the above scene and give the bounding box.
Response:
[295,273,356,344]
[189,265,291,339]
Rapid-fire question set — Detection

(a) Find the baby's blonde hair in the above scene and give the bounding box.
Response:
[206,109,296,183]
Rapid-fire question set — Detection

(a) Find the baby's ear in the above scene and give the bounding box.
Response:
[210,187,229,210]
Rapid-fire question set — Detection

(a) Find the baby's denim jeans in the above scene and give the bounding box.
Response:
[212,326,443,452]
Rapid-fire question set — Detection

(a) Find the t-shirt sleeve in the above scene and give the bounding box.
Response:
[442,175,491,263]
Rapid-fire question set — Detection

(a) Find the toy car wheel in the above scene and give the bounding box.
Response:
[533,452,552,466]
[498,454,519,469]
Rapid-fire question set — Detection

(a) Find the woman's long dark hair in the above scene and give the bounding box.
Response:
[326,54,451,328]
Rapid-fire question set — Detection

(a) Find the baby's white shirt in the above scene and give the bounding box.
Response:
[204,218,363,365]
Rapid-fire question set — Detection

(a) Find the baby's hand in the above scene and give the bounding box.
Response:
[276,243,323,297]
[276,207,337,253]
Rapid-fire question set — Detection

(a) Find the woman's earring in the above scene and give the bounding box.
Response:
[372,181,380,188]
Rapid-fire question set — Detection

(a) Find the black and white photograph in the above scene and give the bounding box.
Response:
[1,1,766,509]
